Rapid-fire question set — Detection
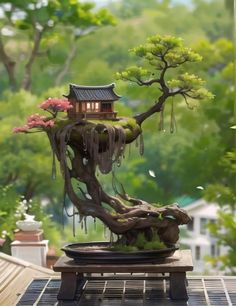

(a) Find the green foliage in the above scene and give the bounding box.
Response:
[0,184,61,254]
[0,0,115,90]
[110,231,165,252]
[135,232,165,250]
[116,34,213,108]
[204,151,236,273]
[0,0,234,261]
[168,73,214,100]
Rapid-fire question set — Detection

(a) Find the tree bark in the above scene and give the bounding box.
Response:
[22,28,44,91]
[0,34,17,91]
[55,40,78,86]
[134,94,167,125]
[48,119,191,245]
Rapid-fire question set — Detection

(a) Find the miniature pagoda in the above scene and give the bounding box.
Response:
[64,83,120,120]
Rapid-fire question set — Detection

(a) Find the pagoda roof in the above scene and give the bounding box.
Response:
[64,83,121,101]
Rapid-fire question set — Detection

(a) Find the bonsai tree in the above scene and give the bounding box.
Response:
[14,35,213,249]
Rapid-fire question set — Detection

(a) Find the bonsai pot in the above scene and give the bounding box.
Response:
[62,242,178,264]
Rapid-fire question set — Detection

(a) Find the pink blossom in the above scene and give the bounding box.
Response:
[13,114,55,133]
[40,98,72,112]
[12,126,29,133]
[27,114,46,128]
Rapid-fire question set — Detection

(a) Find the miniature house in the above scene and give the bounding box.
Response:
[64,83,120,120]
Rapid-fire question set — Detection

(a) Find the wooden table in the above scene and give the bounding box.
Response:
[53,250,193,302]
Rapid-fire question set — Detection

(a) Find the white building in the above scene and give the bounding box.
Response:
[177,197,228,273]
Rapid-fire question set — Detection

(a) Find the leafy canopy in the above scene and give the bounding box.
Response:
[116,34,214,102]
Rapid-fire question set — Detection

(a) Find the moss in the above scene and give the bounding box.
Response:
[109,244,138,252]
[109,232,166,252]
[53,117,140,142]
[87,116,138,129]
[143,240,165,250]
[135,232,166,250]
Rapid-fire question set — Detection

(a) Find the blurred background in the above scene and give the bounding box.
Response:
[0,0,234,274]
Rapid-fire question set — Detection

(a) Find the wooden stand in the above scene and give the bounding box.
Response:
[53,249,193,302]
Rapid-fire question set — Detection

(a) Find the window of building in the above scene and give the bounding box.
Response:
[200,218,208,235]
[86,102,91,111]
[187,217,194,231]
[195,246,201,260]
[211,244,216,257]
[208,219,216,237]
[85,102,100,112]
[102,102,112,112]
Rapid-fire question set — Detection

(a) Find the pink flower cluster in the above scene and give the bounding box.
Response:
[13,114,55,133]
[27,114,55,128]
[40,98,72,112]
[12,126,29,133]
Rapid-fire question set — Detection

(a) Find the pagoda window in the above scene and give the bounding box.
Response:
[86,102,91,112]
[102,102,112,112]
[95,102,99,111]
[85,102,100,112]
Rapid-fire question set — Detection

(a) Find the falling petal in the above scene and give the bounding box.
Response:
[149,170,156,178]
[85,193,92,200]
[196,186,204,190]
[230,125,236,129]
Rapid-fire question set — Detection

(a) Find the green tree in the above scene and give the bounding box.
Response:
[0,184,61,254]
[0,0,115,91]
[15,35,212,248]
[204,151,236,274]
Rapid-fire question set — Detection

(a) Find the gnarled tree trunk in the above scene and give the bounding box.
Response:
[47,116,190,246]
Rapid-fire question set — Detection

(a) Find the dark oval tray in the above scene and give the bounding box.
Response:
[62,242,179,264]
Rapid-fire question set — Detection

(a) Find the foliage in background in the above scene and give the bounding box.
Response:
[0,0,115,91]
[0,0,234,267]
[0,184,61,254]
[204,151,236,274]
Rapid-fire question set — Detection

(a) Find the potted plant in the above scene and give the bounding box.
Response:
[14,35,213,263]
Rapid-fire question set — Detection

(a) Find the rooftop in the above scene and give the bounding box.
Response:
[64,83,121,101]
[175,196,198,208]
[0,252,54,306]
[15,275,236,306]
[1,252,236,306]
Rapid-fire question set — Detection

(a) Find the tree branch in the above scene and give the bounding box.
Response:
[133,54,193,125]
[22,27,45,91]
[0,33,17,90]
[55,35,78,86]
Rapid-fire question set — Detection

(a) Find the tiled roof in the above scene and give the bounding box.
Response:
[64,83,121,101]
[175,196,198,208]
[0,252,54,306]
